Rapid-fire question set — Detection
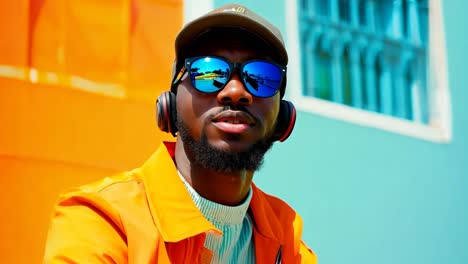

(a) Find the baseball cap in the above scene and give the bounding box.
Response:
[174,3,288,66]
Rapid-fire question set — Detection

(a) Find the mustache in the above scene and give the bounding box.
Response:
[211,105,259,124]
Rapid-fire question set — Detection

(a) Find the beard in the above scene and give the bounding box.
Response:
[176,112,276,173]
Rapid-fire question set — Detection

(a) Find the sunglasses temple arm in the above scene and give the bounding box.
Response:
[172,66,187,86]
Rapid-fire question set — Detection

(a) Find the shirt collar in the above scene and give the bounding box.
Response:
[178,171,253,226]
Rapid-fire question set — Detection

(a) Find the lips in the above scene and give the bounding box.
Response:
[211,110,255,134]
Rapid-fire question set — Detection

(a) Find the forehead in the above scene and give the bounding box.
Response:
[185,29,279,62]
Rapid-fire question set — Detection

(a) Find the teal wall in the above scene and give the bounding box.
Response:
[214,1,468,263]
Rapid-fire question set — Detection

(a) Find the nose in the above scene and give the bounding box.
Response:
[217,72,253,106]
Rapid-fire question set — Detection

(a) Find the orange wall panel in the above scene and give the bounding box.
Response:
[0,77,172,172]
[29,0,66,73]
[129,0,183,91]
[65,0,128,83]
[0,0,183,263]
[0,0,29,66]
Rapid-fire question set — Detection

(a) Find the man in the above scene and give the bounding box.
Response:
[44,3,317,263]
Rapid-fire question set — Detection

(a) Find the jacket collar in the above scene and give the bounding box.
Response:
[249,184,284,241]
[249,184,284,260]
[140,141,219,242]
[140,141,283,250]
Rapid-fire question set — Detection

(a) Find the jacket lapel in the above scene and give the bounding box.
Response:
[249,184,283,262]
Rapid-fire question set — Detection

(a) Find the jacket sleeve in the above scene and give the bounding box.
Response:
[292,213,318,263]
[43,192,127,263]
[299,240,318,263]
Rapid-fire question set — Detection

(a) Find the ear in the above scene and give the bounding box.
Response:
[274,100,296,142]
[156,91,178,136]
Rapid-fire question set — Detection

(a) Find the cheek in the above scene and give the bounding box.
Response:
[257,98,281,135]
[269,105,281,132]
[176,84,210,139]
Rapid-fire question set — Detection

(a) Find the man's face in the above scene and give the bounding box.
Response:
[175,32,281,172]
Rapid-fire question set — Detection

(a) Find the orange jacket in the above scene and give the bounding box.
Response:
[44,142,317,263]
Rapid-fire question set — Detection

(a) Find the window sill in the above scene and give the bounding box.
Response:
[294,96,451,143]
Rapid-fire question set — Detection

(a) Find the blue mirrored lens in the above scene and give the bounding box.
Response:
[190,57,230,93]
[242,61,282,97]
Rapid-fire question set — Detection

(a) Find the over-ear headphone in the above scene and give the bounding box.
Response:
[156,91,177,137]
[274,99,296,142]
[156,91,296,142]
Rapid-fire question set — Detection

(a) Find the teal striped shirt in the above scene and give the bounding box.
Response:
[178,172,255,263]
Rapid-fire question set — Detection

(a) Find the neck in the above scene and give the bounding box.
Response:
[175,138,254,206]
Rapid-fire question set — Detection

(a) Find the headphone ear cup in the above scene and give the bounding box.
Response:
[156,91,178,136]
[275,100,296,142]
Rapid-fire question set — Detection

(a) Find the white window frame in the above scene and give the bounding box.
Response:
[285,0,452,143]
[183,0,214,25]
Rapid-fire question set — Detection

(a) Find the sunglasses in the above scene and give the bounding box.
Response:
[173,56,286,98]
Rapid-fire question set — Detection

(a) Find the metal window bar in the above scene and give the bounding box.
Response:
[349,45,363,108]
[299,0,428,123]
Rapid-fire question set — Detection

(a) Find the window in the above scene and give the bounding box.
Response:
[286,0,451,142]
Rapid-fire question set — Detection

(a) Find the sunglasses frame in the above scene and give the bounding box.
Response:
[173,56,287,98]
